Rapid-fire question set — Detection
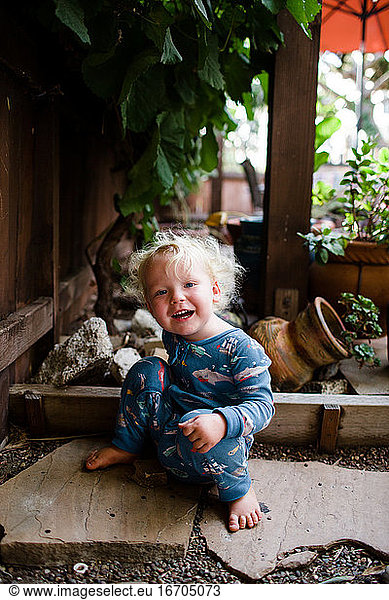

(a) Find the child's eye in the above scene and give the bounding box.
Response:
[184,282,195,288]
[155,289,167,297]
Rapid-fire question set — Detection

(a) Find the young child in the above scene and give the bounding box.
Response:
[86,230,274,532]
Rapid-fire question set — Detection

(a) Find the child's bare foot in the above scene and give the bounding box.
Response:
[85,445,138,471]
[228,484,262,532]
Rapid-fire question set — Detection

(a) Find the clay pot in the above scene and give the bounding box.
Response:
[308,241,389,333]
[249,297,350,392]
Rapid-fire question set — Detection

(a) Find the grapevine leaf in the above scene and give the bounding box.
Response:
[200,125,218,172]
[192,0,212,29]
[161,27,183,64]
[54,0,90,44]
[198,33,224,90]
[286,0,321,38]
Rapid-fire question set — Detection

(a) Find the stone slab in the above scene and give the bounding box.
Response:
[0,439,199,566]
[340,336,389,395]
[202,459,389,581]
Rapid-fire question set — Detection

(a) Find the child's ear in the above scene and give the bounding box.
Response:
[212,281,221,303]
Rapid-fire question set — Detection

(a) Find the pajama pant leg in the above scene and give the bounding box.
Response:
[112,358,252,501]
[176,409,252,502]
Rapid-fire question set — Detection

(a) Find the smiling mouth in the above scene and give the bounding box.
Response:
[171,309,195,320]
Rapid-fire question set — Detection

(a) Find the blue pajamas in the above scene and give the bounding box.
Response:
[112,328,274,502]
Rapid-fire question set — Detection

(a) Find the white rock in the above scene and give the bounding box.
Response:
[131,309,162,338]
[111,347,142,384]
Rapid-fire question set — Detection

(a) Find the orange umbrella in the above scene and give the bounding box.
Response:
[321,0,389,53]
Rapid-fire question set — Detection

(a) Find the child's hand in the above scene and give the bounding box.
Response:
[178,413,227,453]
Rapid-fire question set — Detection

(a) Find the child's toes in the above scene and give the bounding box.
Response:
[229,514,240,532]
[239,515,246,529]
[246,514,254,528]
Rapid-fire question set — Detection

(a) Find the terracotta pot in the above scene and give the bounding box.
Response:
[309,241,389,333]
[249,297,350,392]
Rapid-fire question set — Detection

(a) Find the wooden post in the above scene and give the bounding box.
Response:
[261,11,321,317]
[0,76,15,444]
[24,391,45,437]
[210,134,223,213]
[319,404,341,453]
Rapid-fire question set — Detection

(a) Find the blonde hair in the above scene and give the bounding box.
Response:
[125,230,244,311]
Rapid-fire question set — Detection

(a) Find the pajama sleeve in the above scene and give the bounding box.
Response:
[214,338,274,438]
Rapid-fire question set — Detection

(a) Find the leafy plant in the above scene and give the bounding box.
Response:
[314,115,341,172]
[339,138,389,243]
[16,0,321,332]
[299,137,389,264]
[297,228,348,265]
[24,0,321,234]
[338,293,382,368]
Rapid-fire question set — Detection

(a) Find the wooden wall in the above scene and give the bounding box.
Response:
[0,8,125,445]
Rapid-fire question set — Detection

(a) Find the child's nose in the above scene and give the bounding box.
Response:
[170,288,185,303]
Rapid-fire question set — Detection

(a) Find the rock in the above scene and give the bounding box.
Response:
[130,459,168,488]
[315,363,340,381]
[143,337,165,355]
[276,550,318,570]
[34,318,113,387]
[299,379,349,394]
[0,439,200,566]
[111,347,142,384]
[113,319,133,334]
[131,309,162,338]
[149,347,169,362]
[202,459,389,581]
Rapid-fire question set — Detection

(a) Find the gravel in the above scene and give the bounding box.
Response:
[0,425,388,585]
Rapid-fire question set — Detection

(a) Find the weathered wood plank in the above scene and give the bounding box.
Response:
[0,298,53,372]
[319,404,341,453]
[10,384,119,437]
[24,392,46,437]
[9,385,389,446]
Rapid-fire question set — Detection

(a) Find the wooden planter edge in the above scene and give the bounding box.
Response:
[8,384,389,451]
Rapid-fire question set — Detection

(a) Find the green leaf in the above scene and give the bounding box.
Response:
[198,33,225,91]
[378,147,389,163]
[317,247,329,265]
[260,0,286,13]
[314,151,329,172]
[286,0,321,38]
[124,65,166,132]
[161,27,183,64]
[156,145,174,189]
[118,49,160,103]
[144,5,173,50]
[200,125,218,172]
[315,117,341,151]
[82,48,125,99]
[223,51,255,103]
[54,0,90,44]
[192,0,212,29]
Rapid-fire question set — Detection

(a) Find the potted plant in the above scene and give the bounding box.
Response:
[298,137,389,331]
[337,292,382,368]
[249,293,382,392]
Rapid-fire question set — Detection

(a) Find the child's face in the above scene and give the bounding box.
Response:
[144,253,221,341]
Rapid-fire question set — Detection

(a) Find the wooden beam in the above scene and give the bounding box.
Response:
[0,297,53,371]
[262,11,321,317]
[8,385,389,447]
[24,391,46,437]
[319,403,341,453]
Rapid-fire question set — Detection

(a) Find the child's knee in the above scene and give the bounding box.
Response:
[179,408,213,425]
[123,356,169,394]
